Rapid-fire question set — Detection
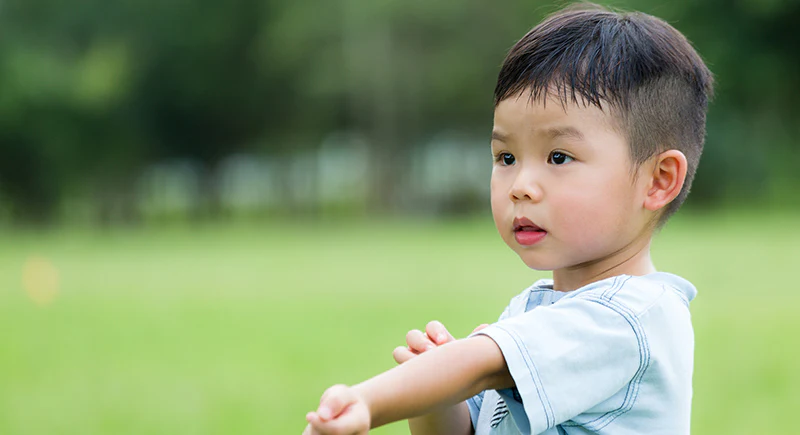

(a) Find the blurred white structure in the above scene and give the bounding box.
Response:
[135,130,490,219]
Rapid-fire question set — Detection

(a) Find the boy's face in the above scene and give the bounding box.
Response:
[490,93,654,276]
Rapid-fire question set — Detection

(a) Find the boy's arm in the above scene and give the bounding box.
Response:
[396,321,490,435]
[304,335,512,435]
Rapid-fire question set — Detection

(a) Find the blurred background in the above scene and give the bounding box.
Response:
[0,0,797,433]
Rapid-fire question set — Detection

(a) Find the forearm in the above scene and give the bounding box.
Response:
[353,335,513,429]
[408,402,472,435]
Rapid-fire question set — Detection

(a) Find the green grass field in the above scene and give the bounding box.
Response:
[0,211,797,434]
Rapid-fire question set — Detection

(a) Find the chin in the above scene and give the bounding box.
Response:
[517,254,558,271]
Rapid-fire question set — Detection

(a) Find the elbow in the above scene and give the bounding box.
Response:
[469,335,515,392]
[480,365,515,392]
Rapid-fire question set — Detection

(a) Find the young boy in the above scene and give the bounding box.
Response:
[304,3,713,434]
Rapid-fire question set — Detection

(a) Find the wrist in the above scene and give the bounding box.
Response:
[351,383,377,429]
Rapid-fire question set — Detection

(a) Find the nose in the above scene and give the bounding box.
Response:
[509,168,543,203]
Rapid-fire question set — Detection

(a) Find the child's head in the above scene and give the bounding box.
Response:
[490,4,713,279]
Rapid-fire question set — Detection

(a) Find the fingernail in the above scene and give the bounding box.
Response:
[318,406,331,420]
[437,333,447,343]
[426,343,435,350]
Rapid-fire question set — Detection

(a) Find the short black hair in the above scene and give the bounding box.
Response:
[495,3,714,223]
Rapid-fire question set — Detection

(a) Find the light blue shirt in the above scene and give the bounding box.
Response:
[468,273,697,434]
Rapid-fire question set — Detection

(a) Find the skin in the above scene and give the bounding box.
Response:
[303,91,687,435]
[490,93,686,291]
[304,335,513,435]
[395,322,488,435]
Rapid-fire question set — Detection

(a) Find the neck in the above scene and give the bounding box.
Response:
[552,237,656,292]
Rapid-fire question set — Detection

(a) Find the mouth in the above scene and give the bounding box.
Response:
[512,217,545,232]
[512,217,547,246]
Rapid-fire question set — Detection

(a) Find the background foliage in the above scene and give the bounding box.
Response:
[0,0,797,223]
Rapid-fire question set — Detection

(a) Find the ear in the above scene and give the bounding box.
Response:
[643,150,688,212]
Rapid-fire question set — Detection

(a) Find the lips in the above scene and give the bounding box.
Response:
[512,217,546,246]
[513,217,543,232]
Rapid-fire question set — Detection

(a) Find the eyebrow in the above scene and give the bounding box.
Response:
[491,126,584,143]
[491,130,509,142]
[543,126,585,142]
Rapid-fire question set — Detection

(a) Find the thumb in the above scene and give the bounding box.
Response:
[318,384,354,420]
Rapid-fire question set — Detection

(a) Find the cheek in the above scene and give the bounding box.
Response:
[489,174,514,240]
[489,173,508,209]
[552,184,629,237]
[490,192,509,233]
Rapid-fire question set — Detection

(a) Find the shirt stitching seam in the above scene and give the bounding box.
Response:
[560,296,650,430]
[665,284,690,307]
[494,324,556,428]
[606,275,633,299]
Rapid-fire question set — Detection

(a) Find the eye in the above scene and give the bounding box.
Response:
[495,152,516,166]
[547,151,574,165]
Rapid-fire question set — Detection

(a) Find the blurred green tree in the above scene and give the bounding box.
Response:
[0,0,797,223]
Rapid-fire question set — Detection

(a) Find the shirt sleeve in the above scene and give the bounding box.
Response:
[466,391,484,430]
[476,295,644,433]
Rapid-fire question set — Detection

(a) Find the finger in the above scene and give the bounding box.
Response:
[305,414,322,435]
[392,346,416,364]
[319,403,370,435]
[318,384,355,421]
[307,413,334,435]
[406,329,435,353]
[426,320,455,345]
[319,383,346,409]
[472,323,490,334]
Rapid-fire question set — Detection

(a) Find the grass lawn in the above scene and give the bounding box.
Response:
[0,211,796,434]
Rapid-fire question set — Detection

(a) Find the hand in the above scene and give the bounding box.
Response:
[392,321,489,364]
[304,384,370,435]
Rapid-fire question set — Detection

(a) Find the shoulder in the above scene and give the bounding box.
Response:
[566,272,697,318]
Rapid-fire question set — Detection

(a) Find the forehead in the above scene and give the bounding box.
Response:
[492,92,625,143]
